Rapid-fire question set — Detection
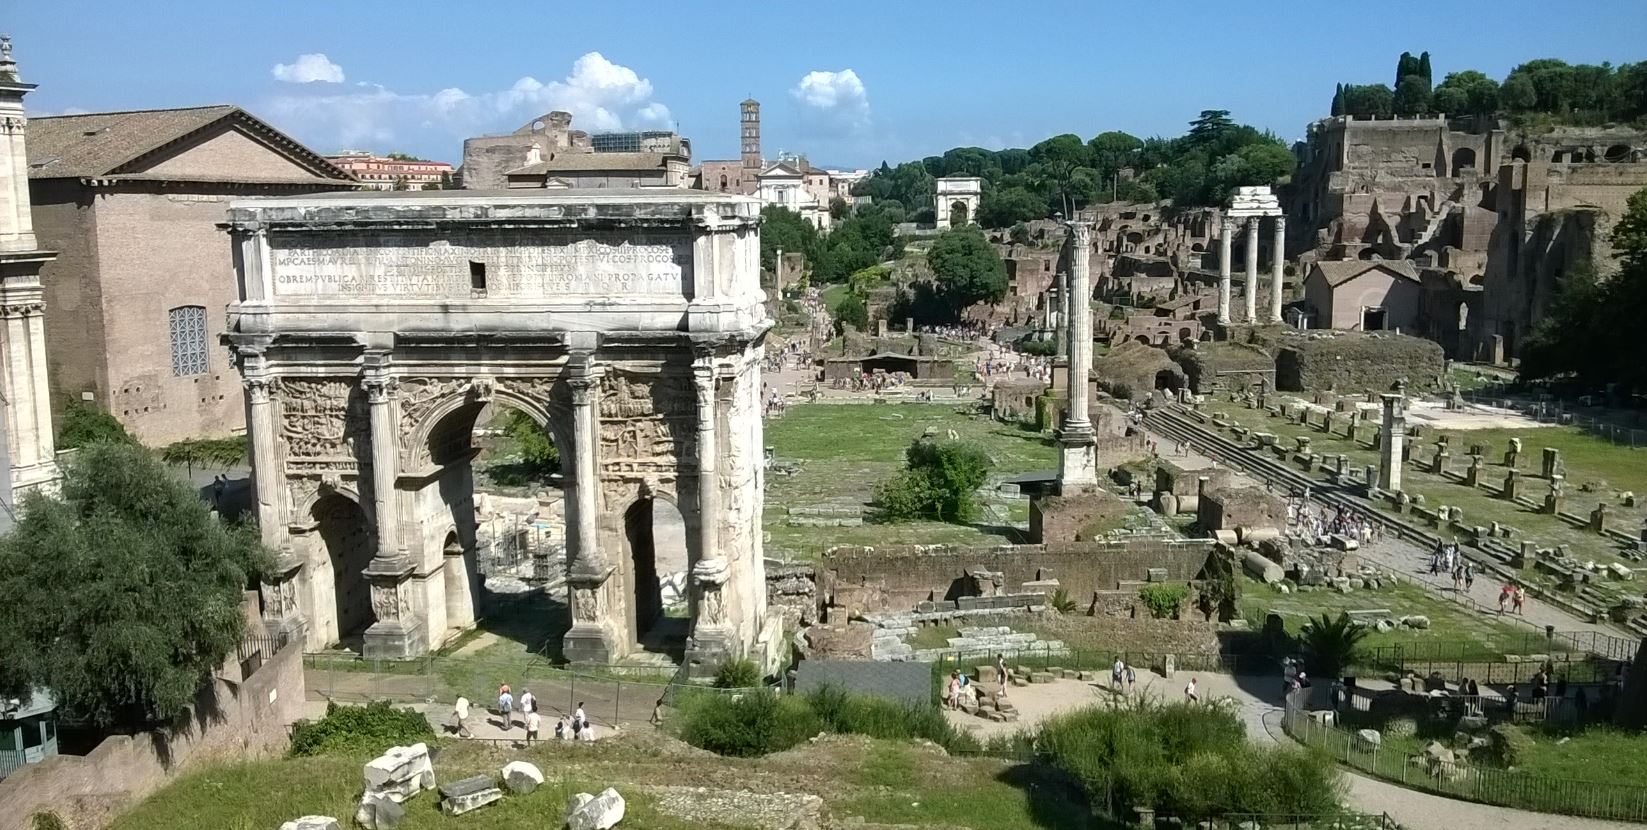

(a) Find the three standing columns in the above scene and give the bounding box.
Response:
[1217,214,1287,325]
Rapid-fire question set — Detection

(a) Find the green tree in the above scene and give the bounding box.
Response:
[501,409,559,476]
[1186,110,1235,148]
[0,443,272,728]
[833,293,869,333]
[161,436,248,479]
[829,196,850,221]
[1501,73,1537,111]
[979,185,1046,226]
[759,205,820,272]
[1009,222,1031,245]
[1418,51,1433,87]
[926,226,1007,316]
[1393,74,1433,115]
[874,439,992,523]
[57,399,136,449]
[1330,83,1345,116]
[1341,84,1395,118]
[1029,133,1093,215]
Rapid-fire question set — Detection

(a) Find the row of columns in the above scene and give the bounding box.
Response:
[1216,215,1287,325]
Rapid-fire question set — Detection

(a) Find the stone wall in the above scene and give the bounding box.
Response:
[766,564,817,631]
[0,635,305,830]
[1274,331,1444,393]
[818,540,1215,611]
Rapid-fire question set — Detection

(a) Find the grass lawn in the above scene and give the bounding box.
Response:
[1236,576,1559,662]
[108,732,1092,830]
[764,403,1058,558]
[1514,726,1647,786]
[1201,399,1642,578]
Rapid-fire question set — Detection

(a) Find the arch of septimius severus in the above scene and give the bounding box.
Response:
[222,189,778,670]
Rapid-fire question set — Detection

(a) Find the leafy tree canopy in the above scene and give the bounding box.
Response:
[1333,52,1647,124]
[926,226,1008,313]
[0,442,272,728]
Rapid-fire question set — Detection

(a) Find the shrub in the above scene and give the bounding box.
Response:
[289,700,434,757]
[833,293,870,334]
[713,658,762,689]
[1487,723,1535,768]
[805,685,980,754]
[1138,584,1188,619]
[56,399,136,449]
[1019,338,1058,357]
[675,690,820,758]
[873,439,992,523]
[1050,587,1079,615]
[32,814,65,830]
[1036,701,1341,820]
[1300,611,1370,679]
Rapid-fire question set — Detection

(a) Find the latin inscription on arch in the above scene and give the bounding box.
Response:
[269,231,692,299]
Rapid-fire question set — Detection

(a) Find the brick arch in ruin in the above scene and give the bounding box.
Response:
[225,190,779,674]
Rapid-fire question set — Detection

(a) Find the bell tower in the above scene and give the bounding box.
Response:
[740,98,761,170]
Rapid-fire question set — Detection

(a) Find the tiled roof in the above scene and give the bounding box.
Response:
[1311,259,1420,287]
[27,105,351,181]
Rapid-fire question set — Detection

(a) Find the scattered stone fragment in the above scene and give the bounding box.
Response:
[565,787,627,830]
[502,760,544,795]
[1355,729,1382,749]
[354,792,405,830]
[439,775,503,816]
[280,818,340,830]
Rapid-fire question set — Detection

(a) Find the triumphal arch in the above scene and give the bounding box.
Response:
[222,189,774,668]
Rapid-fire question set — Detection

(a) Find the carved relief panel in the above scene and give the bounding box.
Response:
[598,371,695,501]
[276,378,369,468]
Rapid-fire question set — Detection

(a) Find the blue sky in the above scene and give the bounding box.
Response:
[9,0,1647,169]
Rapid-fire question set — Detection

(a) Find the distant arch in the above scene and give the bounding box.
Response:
[1511,145,1531,163]
[1451,148,1476,175]
[1605,144,1632,163]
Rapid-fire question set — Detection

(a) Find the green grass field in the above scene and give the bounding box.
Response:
[764,403,1058,557]
[106,733,1093,830]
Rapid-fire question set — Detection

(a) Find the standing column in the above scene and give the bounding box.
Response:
[688,359,732,664]
[1244,216,1260,323]
[1378,384,1407,494]
[243,370,282,545]
[1270,215,1287,323]
[1065,223,1093,432]
[562,363,619,664]
[360,358,424,659]
[1056,222,1098,492]
[2,306,38,470]
[1217,216,1233,323]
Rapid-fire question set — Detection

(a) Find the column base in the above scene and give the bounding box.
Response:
[562,621,622,665]
[1056,425,1099,492]
[685,625,736,679]
[362,619,428,660]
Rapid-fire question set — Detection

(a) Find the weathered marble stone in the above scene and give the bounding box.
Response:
[501,760,544,795]
[439,775,503,816]
[280,818,341,830]
[565,787,628,830]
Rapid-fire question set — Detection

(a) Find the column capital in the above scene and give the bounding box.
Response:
[567,373,601,405]
[1246,215,1261,229]
[1274,214,1287,229]
[361,374,398,404]
[244,375,274,405]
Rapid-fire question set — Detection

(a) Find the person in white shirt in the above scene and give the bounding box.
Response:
[525,709,541,743]
[1184,677,1200,703]
[451,697,471,737]
[519,689,536,716]
[573,702,586,733]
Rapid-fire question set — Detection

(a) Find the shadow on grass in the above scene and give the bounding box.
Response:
[994,763,1114,829]
[477,588,570,661]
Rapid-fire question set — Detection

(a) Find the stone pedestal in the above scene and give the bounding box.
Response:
[563,578,620,664]
[259,548,308,641]
[362,555,427,660]
[685,557,734,674]
[1542,447,1563,479]
[1430,451,1450,475]
[1465,456,1484,487]
[1377,390,1406,493]
[1504,469,1524,501]
[1544,475,1565,515]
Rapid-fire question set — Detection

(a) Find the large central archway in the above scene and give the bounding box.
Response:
[227,189,778,675]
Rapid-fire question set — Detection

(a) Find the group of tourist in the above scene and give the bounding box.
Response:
[832,370,911,392]
[920,322,987,341]
[1285,498,1381,546]
[448,684,597,743]
[1497,582,1528,615]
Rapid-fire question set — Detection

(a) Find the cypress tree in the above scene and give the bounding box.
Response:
[1418,51,1433,89]
[1331,83,1345,116]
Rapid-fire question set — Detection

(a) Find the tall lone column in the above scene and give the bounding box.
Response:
[1378,382,1407,494]
[361,356,424,659]
[1270,216,1287,323]
[1244,216,1260,323]
[1217,215,1233,324]
[1056,221,1098,492]
[688,358,732,664]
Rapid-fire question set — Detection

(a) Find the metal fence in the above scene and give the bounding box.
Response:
[301,651,768,731]
[1359,642,1623,685]
[1282,693,1647,822]
[1459,392,1647,448]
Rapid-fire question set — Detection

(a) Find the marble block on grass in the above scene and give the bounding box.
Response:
[439,775,503,816]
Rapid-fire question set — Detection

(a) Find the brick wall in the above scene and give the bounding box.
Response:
[818,540,1215,611]
[86,189,253,443]
[29,180,110,416]
[0,636,305,830]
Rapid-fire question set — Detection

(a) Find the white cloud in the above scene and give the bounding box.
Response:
[262,51,671,153]
[272,53,345,84]
[791,69,869,125]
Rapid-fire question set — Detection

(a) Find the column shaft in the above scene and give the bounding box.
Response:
[365,376,399,559]
[4,312,37,467]
[568,374,603,576]
[1270,217,1287,323]
[694,363,720,564]
[1244,217,1260,322]
[246,376,281,544]
[1066,223,1092,429]
[25,309,52,460]
[1217,217,1233,323]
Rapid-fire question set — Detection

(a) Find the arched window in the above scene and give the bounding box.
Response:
[719,174,728,190]
[168,305,209,376]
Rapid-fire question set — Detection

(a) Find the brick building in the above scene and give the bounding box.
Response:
[26,105,356,443]
[324,151,452,190]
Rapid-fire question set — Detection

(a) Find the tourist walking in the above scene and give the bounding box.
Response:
[1463,562,1475,591]
[525,709,541,744]
[519,688,536,717]
[1125,663,1136,695]
[555,716,569,740]
[1513,585,1526,615]
[451,696,471,738]
[497,686,514,730]
[946,671,962,710]
[1184,677,1200,703]
[651,697,666,726]
[573,701,587,735]
[995,653,1009,697]
[1498,584,1512,614]
[1111,656,1125,694]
